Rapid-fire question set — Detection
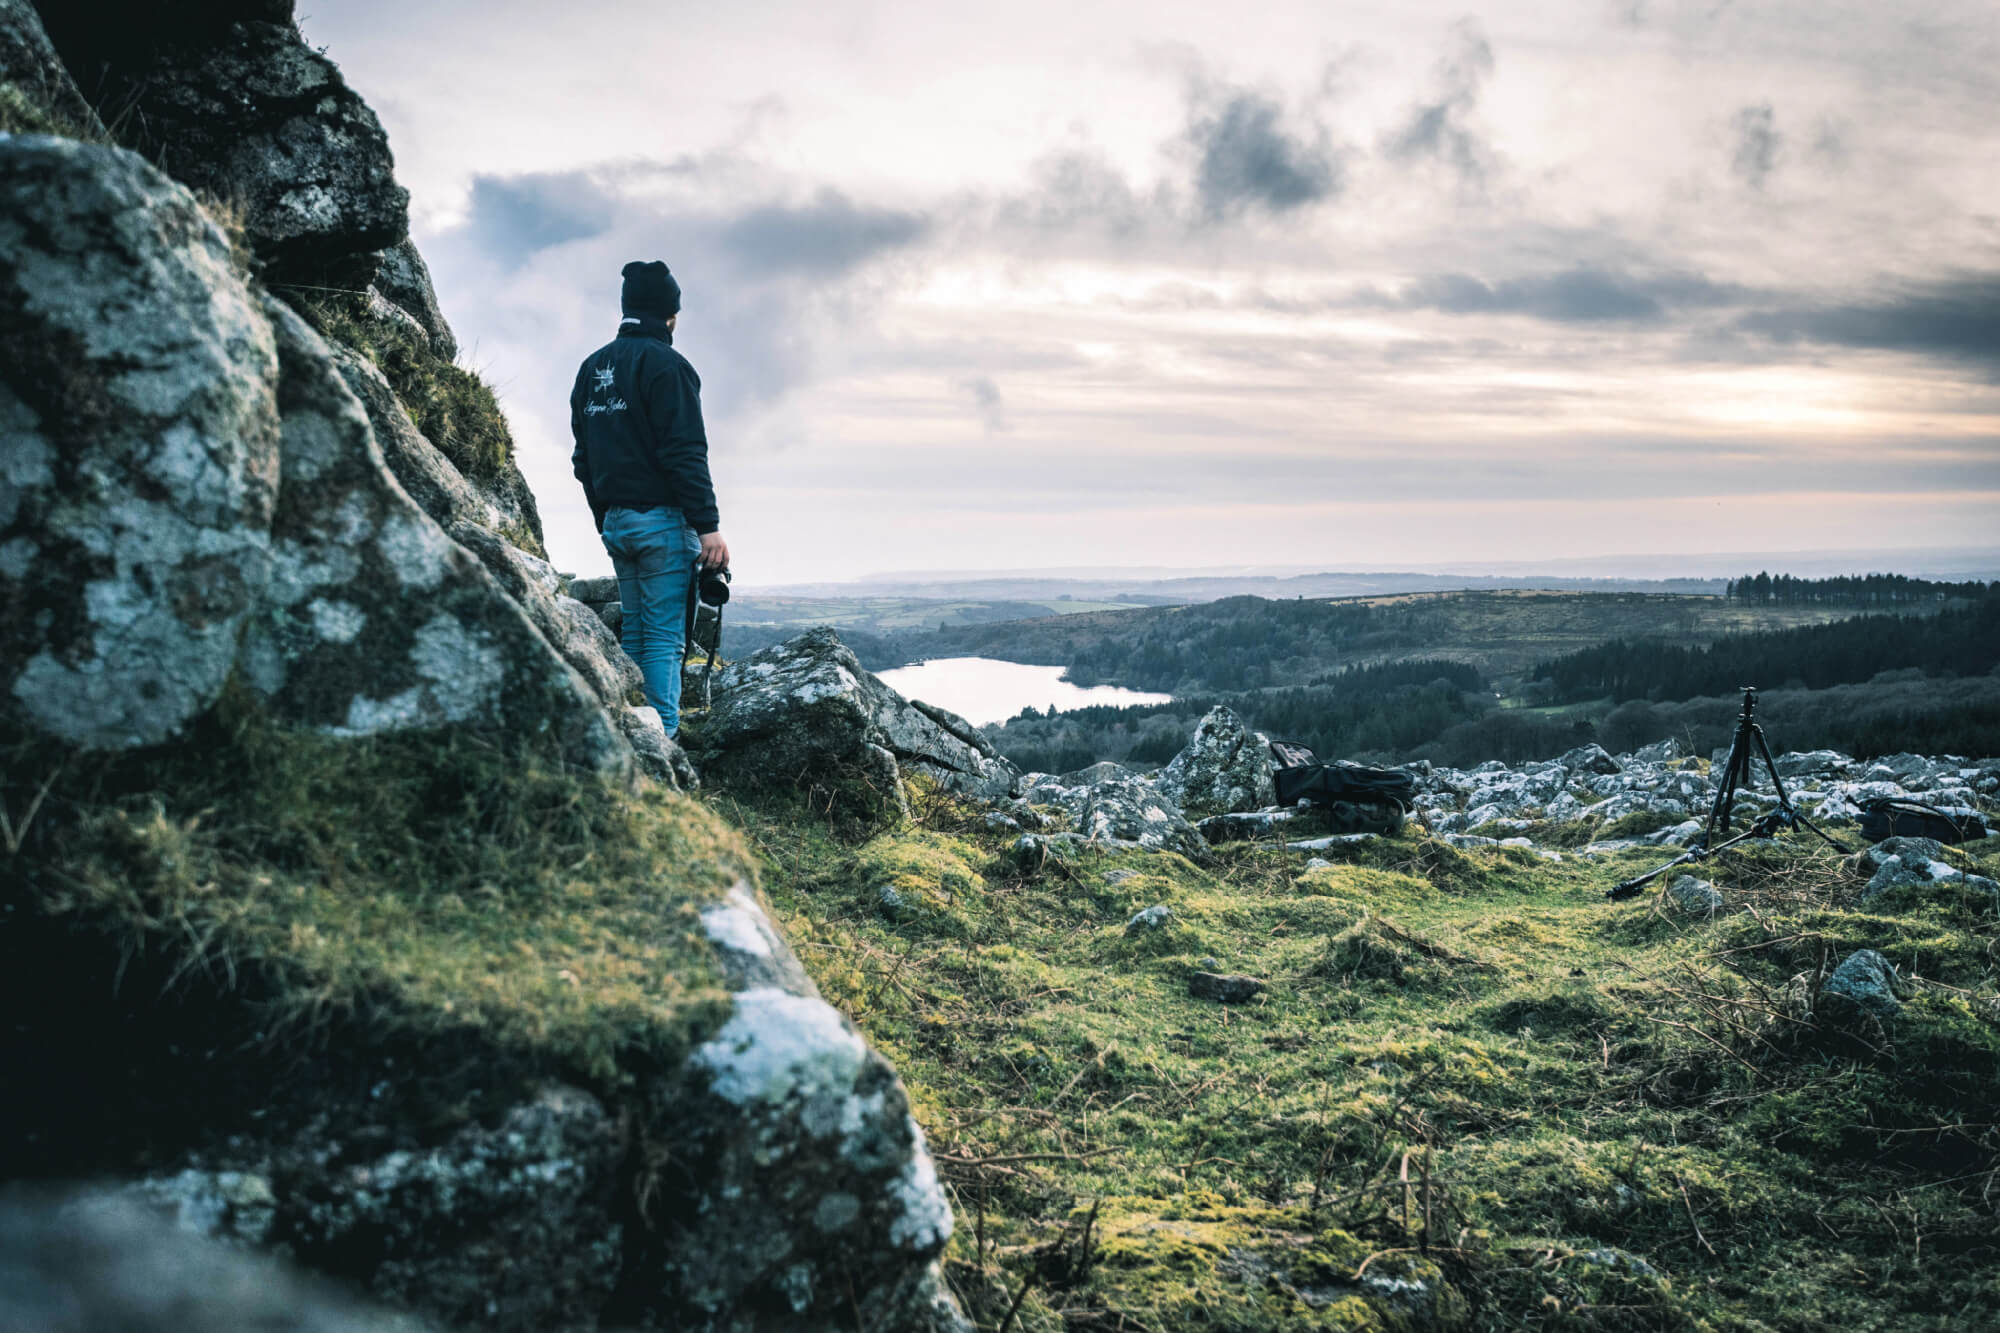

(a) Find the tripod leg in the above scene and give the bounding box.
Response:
[1706,724,1747,840]
[1750,723,1794,810]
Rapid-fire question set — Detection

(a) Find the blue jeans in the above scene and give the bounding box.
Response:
[600,506,700,733]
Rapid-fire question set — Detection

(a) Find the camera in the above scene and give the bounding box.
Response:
[698,564,731,608]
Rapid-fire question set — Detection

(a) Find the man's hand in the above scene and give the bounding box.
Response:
[698,531,730,570]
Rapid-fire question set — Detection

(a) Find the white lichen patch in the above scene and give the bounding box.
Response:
[379,510,453,590]
[886,1121,953,1251]
[307,597,366,643]
[409,613,505,716]
[695,988,867,1107]
[702,885,776,960]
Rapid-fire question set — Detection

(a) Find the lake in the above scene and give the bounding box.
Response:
[875,657,1173,726]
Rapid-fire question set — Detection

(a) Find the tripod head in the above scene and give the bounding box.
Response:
[1737,686,1757,720]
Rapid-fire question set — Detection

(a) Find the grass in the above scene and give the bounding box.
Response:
[716,778,2000,1331]
[286,287,526,503]
[2,686,749,1090]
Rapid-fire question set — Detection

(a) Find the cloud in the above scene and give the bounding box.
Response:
[956,376,1009,432]
[1384,267,1752,323]
[1185,92,1342,219]
[1384,19,1497,192]
[462,171,616,263]
[720,190,928,274]
[1730,103,1782,189]
[1733,276,2000,373]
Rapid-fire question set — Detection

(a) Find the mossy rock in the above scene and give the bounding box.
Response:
[1076,1195,1466,1331]
[858,828,987,933]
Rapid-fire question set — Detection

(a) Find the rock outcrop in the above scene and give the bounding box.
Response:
[35,0,408,285]
[694,628,1021,822]
[0,133,631,770]
[243,298,627,770]
[1155,704,1276,817]
[1854,836,1998,905]
[1,3,984,1325]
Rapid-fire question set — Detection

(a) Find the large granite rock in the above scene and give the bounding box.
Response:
[1156,704,1276,817]
[112,1087,627,1329]
[0,135,279,750]
[240,300,628,773]
[37,2,408,284]
[695,629,1020,822]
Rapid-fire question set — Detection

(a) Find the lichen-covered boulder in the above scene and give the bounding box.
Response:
[329,344,547,575]
[1156,705,1276,817]
[695,628,1020,821]
[240,299,628,773]
[0,136,279,750]
[38,4,408,284]
[372,236,458,360]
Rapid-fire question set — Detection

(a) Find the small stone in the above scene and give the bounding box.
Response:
[1668,875,1724,915]
[1188,972,1265,1004]
[1304,857,1334,871]
[1126,904,1173,934]
[1819,949,1905,1021]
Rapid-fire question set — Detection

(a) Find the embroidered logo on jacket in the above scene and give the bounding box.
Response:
[584,360,628,415]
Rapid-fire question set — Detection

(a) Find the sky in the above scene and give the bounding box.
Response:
[303,0,2000,585]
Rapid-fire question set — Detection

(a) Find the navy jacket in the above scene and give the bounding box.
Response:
[569,321,720,534]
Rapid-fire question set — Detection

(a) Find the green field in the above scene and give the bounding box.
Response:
[728,781,2000,1331]
[730,596,1151,633]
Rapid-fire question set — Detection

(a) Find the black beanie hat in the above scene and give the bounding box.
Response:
[621,260,680,319]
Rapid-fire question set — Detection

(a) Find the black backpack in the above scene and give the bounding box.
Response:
[1858,798,1987,845]
[1269,741,1417,809]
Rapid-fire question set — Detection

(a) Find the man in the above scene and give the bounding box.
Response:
[570,260,730,737]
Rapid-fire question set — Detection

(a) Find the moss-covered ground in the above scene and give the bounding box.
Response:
[721,782,2000,1331]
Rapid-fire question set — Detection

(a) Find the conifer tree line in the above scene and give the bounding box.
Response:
[1724,572,1990,605]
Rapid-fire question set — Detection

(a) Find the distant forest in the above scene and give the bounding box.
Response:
[989,659,1487,775]
[1534,593,2000,704]
[1724,573,1990,605]
[982,589,2000,773]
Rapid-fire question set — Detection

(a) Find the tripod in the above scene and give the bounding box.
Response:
[1606,686,1847,901]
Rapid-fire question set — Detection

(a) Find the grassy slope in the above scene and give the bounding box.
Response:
[722,782,2000,1332]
